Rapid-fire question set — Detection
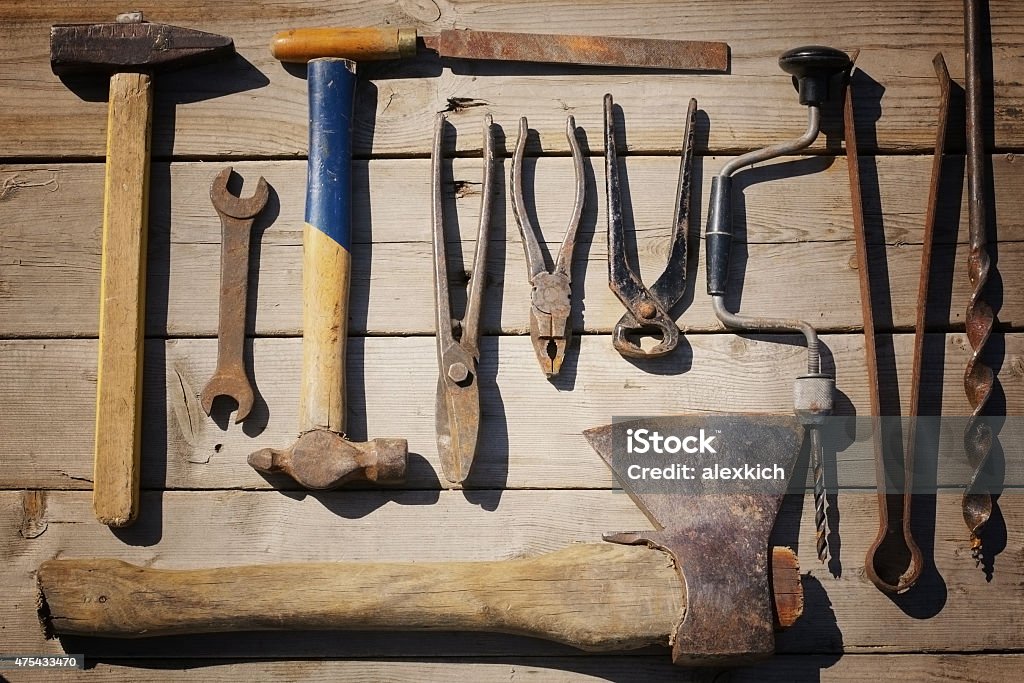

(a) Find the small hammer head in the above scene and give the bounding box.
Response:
[248,429,408,489]
[51,12,234,76]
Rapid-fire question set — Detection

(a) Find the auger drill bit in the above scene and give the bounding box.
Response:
[963,0,995,562]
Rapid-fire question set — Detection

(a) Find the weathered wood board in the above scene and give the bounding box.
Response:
[2,1,1024,157]
[2,333,1020,491]
[3,489,1024,659]
[2,0,1023,679]
[1,155,1022,338]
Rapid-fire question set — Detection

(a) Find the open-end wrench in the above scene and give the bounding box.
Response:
[201,167,270,423]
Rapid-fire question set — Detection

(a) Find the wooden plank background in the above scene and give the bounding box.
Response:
[1,0,1022,680]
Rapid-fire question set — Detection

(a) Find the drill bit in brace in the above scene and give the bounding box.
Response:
[704,47,852,563]
[510,116,585,378]
[432,113,495,484]
[604,95,695,358]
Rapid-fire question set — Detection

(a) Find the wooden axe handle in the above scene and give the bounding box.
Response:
[38,545,801,651]
[271,27,417,63]
[92,71,153,528]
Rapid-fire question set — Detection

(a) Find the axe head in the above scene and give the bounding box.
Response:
[584,415,804,666]
[50,13,234,76]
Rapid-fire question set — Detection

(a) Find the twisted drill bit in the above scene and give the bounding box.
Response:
[809,426,828,562]
[963,0,995,562]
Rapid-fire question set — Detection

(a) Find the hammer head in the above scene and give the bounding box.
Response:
[51,12,234,76]
[248,429,408,489]
[584,415,804,665]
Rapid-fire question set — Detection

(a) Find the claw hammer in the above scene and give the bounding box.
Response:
[247,53,407,488]
[50,13,234,527]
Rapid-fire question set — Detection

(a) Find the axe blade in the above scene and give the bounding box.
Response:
[584,415,805,665]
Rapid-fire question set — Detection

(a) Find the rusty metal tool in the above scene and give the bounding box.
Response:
[39,415,804,666]
[200,168,270,423]
[432,113,495,484]
[50,12,234,527]
[963,0,996,562]
[248,58,407,489]
[851,55,951,593]
[271,27,729,72]
[704,46,852,562]
[604,95,696,358]
[510,116,585,378]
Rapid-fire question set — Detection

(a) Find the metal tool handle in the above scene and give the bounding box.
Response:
[511,117,546,280]
[214,207,252,377]
[462,115,495,350]
[604,94,672,330]
[648,97,697,305]
[300,58,357,434]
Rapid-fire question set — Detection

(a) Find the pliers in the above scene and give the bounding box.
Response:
[510,115,585,378]
[432,112,495,484]
[604,94,696,358]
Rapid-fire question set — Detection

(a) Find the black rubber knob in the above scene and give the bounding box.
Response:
[778,46,852,106]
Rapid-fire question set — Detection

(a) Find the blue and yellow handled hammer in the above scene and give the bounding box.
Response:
[248,58,407,488]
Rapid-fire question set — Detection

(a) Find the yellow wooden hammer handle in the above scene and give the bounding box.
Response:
[93,71,152,528]
[270,27,418,63]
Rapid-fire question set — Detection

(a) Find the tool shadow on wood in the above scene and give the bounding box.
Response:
[720,155,836,319]
[55,52,269,158]
[47,630,670,667]
[260,483,441,519]
[772,572,844,659]
[462,161,512,508]
[110,342,170,548]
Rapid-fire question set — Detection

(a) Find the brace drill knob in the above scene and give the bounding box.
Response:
[778,46,852,106]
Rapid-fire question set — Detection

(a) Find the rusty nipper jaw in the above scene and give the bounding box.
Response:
[432,112,496,484]
[604,94,696,358]
[511,116,585,378]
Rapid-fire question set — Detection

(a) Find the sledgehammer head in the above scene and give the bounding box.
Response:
[584,415,805,666]
[248,429,407,489]
[50,12,234,76]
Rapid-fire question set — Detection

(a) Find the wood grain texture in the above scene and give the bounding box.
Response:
[3,655,1023,682]
[92,72,152,528]
[38,544,682,650]
[1,489,1022,657]
[2,155,1022,338]
[4,1,1024,157]
[300,225,351,432]
[1,333,1019,491]
[3,0,1022,676]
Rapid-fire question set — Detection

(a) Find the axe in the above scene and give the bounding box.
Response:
[37,416,803,665]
